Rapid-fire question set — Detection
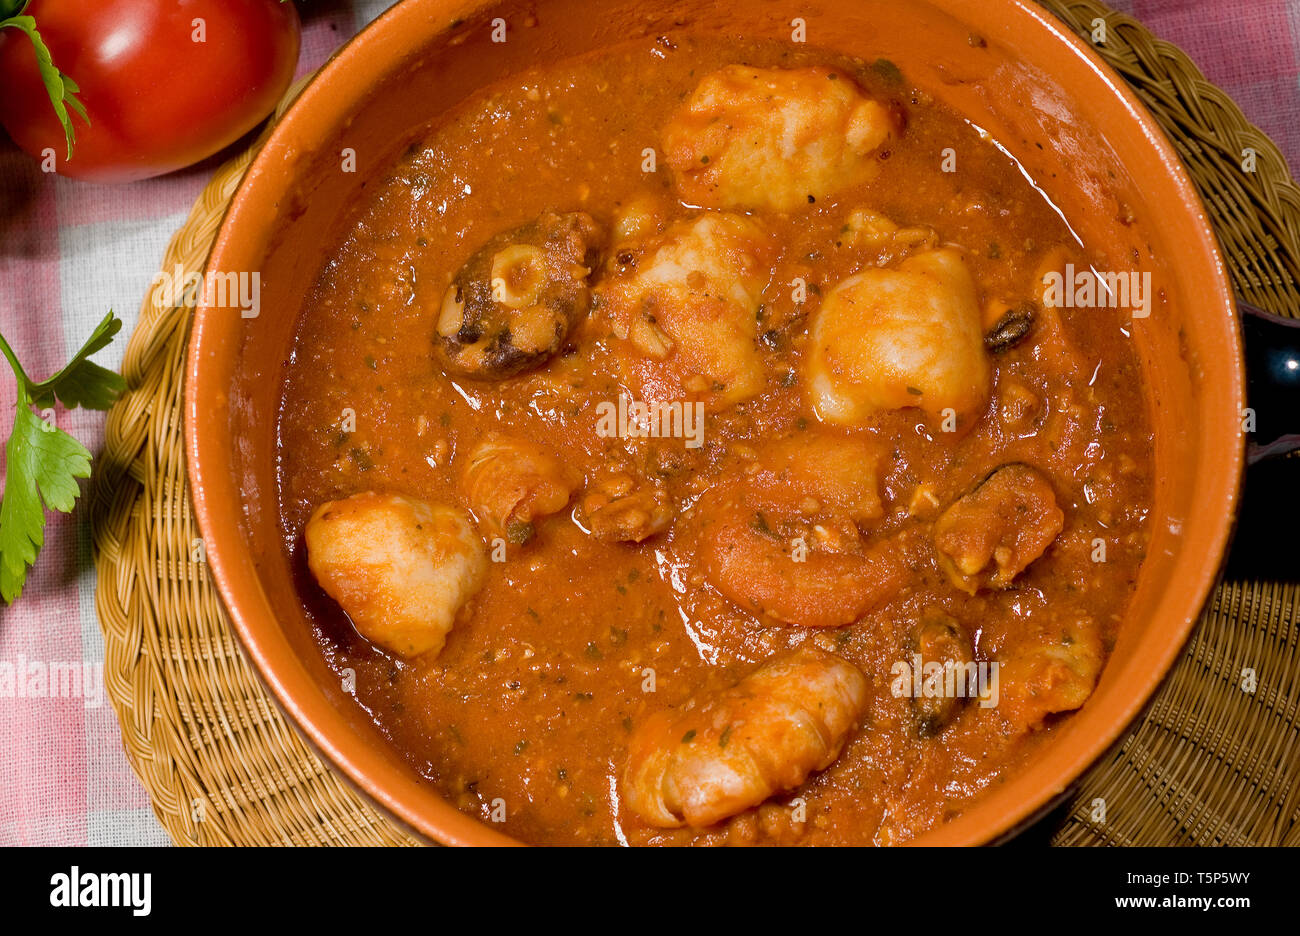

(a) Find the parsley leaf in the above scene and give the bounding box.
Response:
[31,313,125,410]
[0,9,90,161]
[0,405,91,601]
[0,311,124,603]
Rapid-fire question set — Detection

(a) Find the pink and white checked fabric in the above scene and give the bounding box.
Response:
[1,0,1297,846]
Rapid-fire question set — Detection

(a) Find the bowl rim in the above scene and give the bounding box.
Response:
[186,0,1244,846]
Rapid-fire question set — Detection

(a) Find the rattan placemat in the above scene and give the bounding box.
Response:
[90,0,1300,846]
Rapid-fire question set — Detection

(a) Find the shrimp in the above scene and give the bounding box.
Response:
[806,247,991,427]
[304,492,487,659]
[662,65,893,212]
[756,433,886,523]
[933,463,1064,594]
[622,644,869,828]
[697,432,912,627]
[432,211,602,379]
[459,433,581,544]
[594,212,773,409]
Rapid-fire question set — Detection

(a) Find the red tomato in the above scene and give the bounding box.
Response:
[0,0,300,182]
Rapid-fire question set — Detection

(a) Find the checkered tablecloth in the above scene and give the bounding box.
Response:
[1,0,1296,846]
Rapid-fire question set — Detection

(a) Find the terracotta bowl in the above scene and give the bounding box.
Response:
[187,0,1243,845]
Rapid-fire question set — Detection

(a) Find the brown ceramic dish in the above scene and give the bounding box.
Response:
[187,0,1245,845]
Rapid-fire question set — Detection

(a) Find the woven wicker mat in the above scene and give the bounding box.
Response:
[91,0,1300,846]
